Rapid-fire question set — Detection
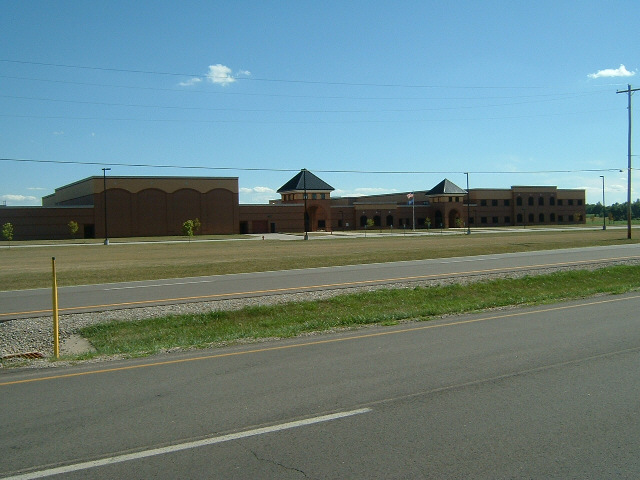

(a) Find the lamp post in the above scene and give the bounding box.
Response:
[465,172,470,235]
[599,175,606,230]
[302,168,308,240]
[102,168,111,245]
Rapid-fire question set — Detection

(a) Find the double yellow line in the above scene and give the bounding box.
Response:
[2,255,638,319]
[2,292,639,387]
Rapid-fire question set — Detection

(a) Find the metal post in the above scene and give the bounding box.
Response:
[102,168,111,245]
[302,169,308,240]
[465,172,470,235]
[617,84,638,239]
[600,175,606,230]
[52,257,59,358]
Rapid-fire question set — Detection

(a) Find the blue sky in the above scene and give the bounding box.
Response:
[1,1,639,206]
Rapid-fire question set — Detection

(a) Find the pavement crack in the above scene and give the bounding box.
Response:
[249,448,309,478]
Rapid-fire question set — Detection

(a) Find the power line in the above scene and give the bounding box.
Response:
[0,157,630,176]
[1,59,553,90]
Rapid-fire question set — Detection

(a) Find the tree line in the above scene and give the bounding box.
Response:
[586,199,640,220]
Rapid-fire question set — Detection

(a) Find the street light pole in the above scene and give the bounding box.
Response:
[302,169,308,240]
[600,175,606,230]
[465,172,470,235]
[102,168,111,245]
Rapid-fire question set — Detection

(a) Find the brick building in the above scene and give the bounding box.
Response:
[0,171,585,240]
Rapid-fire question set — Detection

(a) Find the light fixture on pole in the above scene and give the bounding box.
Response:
[102,168,111,245]
[599,175,606,231]
[465,172,470,235]
[302,168,308,240]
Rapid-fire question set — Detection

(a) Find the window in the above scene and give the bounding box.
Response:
[528,196,534,206]
[312,193,317,200]
[449,197,453,202]
[481,199,487,206]
[549,197,555,206]
[558,215,564,222]
[528,213,534,223]
[517,197,522,206]
[469,217,475,224]
[360,215,368,227]
[492,199,498,206]
[550,213,555,222]
[538,197,544,206]
[505,216,511,223]
[492,216,499,224]
[481,217,488,224]
[517,213,523,223]
[504,199,510,206]
[386,215,393,226]
[539,213,544,222]
[321,193,326,199]
[568,199,574,206]
[557,199,563,206]
[578,199,583,206]
[569,214,574,222]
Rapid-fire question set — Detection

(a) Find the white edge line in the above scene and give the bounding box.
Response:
[2,408,372,480]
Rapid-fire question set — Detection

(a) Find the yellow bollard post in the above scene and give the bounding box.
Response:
[52,257,59,358]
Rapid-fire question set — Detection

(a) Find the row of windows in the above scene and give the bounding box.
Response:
[478,197,583,207]
[283,193,327,201]
[472,213,577,224]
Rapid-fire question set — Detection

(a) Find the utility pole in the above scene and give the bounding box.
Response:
[102,167,111,245]
[302,168,308,240]
[617,84,639,239]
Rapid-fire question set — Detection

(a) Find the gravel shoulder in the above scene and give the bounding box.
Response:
[2,259,638,368]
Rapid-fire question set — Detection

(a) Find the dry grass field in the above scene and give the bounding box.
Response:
[0,229,637,291]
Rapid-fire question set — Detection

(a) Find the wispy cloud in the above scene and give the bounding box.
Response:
[26,187,46,191]
[178,77,202,87]
[1,194,39,205]
[239,186,276,203]
[53,131,64,135]
[333,187,397,197]
[179,64,251,87]
[588,64,636,79]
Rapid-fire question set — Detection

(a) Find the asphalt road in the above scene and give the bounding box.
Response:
[2,243,640,321]
[1,292,640,478]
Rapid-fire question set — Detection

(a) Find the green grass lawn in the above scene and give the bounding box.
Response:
[78,264,640,358]
[1,228,637,291]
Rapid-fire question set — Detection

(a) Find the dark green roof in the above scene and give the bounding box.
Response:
[426,178,466,195]
[277,169,335,193]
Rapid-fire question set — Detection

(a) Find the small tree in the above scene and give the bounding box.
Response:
[68,220,79,239]
[2,222,14,246]
[193,218,201,234]
[182,219,195,241]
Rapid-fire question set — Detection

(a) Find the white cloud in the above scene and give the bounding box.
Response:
[206,64,236,86]
[26,187,46,191]
[180,65,250,87]
[239,186,277,203]
[588,64,636,79]
[53,131,64,135]
[334,187,397,197]
[179,77,202,87]
[1,194,39,205]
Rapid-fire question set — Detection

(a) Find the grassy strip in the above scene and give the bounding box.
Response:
[1,229,637,291]
[79,264,640,357]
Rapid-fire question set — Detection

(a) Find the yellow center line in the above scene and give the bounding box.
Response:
[2,255,637,318]
[2,292,639,387]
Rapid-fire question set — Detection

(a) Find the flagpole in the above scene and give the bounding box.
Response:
[412,193,415,231]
